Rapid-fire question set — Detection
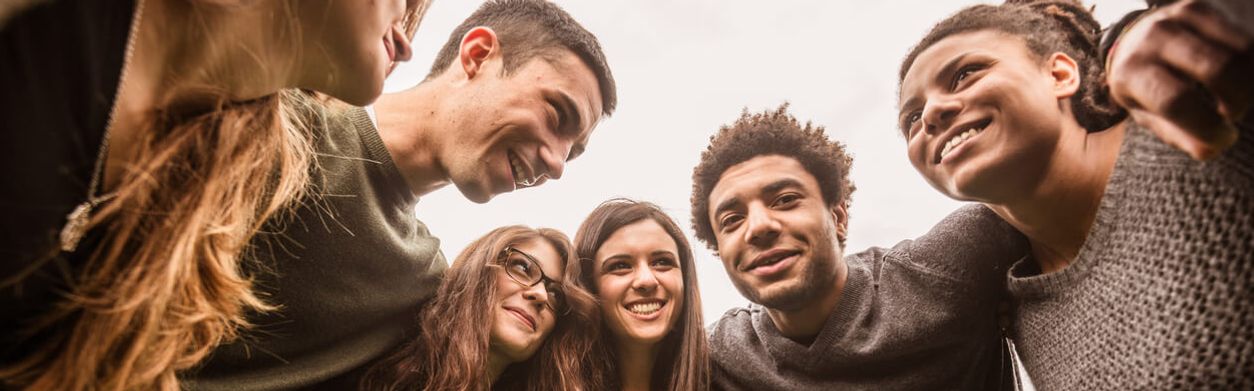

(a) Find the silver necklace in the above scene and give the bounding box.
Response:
[59,0,145,252]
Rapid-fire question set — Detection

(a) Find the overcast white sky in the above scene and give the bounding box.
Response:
[382,0,1144,325]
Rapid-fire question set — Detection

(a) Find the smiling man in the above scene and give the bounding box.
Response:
[185,0,616,389]
[691,105,1025,390]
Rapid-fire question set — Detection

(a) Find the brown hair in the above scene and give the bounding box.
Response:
[426,0,617,116]
[898,0,1127,132]
[572,199,710,391]
[690,104,856,252]
[0,1,432,389]
[361,225,598,391]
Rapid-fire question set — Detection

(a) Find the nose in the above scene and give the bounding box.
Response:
[538,141,570,180]
[392,27,413,63]
[744,203,781,248]
[630,266,660,293]
[521,283,550,306]
[922,96,962,135]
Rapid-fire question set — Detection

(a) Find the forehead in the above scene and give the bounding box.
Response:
[708,155,820,209]
[597,219,679,259]
[517,50,605,121]
[511,237,564,278]
[899,30,1031,102]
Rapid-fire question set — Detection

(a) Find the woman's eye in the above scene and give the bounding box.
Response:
[952,65,982,90]
[653,257,677,268]
[605,261,630,272]
[509,259,531,273]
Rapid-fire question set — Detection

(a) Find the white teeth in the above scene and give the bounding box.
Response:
[509,152,540,187]
[627,302,663,315]
[940,126,984,160]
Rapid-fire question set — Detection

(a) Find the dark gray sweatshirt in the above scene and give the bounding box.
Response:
[708,204,1028,390]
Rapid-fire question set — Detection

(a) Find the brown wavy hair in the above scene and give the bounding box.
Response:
[898,0,1127,132]
[572,199,710,391]
[0,1,432,389]
[361,225,598,391]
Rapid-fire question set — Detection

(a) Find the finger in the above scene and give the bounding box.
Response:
[1153,21,1254,122]
[1126,63,1234,135]
[1130,109,1238,160]
[1164,0,1253,52]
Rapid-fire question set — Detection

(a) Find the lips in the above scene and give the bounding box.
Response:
[743,248,800,273]
[624,298,667,315]
[622,298,668,321]
[933,117,992,164]
[508,150,545,189]
[504,306,536,331]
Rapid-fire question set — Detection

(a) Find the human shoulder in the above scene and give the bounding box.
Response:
[880,204,1027,285]
[707,304,763,346]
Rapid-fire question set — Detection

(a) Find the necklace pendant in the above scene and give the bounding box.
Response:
[60,201,94,252]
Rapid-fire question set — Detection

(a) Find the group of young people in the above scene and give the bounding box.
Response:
[0,0,1249,390]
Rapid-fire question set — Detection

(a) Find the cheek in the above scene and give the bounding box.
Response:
[596,275,626,307]
[906,137,928,171]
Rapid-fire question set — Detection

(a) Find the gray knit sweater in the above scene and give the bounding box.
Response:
[708,204,1028,390]
[1008,121,1254,389]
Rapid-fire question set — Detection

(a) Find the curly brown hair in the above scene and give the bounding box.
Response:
[690,104,855,252]
[898,0,1127,132]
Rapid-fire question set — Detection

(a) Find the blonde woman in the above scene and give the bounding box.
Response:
[0,0,430,389]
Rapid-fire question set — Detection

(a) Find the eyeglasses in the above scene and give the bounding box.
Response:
[495,246,569,315]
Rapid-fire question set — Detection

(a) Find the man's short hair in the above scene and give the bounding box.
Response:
[690,104,855,251]
[426,0,617,116]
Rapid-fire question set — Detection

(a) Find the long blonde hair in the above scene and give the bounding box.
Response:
[0,1,432,389]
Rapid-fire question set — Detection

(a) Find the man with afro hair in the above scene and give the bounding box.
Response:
[693,104,1027,390]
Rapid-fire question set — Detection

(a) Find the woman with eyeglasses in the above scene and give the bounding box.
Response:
[571,199,710,391]
[361,225,597,391]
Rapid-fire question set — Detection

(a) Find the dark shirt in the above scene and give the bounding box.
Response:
[708,205,1027,391]
[185,106,447,390]
[0,0,135,366]
[1007,119,1254,390]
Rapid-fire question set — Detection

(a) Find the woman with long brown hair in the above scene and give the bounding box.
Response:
[362,225,597,391]
[572,199,710,391]
[0,0,430,389]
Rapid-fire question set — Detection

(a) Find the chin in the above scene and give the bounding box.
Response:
[452,180,497,204]
[332,85,382,107]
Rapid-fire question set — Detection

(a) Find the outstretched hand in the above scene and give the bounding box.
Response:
[1106,0,1254,160]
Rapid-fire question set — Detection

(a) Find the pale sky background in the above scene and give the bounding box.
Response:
[382,0,1144,326]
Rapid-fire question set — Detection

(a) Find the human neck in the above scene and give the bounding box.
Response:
[373,83,452,197]
[129,0,298,111]
[615,338,659,391]
[106,0,299,187]
[487,350,510,383]
[766,259,848,344]
[988,121,1126,274]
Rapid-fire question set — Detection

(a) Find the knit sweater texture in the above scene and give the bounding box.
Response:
[708,204,1028,390]
[1008,121,1254,389]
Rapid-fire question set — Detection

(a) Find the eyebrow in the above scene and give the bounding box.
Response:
[712,178,806,219]
[936,52,970,90]
[897,52,971,129]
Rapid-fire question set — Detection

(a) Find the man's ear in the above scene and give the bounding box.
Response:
[1048,52,1081,99]
[458,26,500,79]
[830,202,849,246]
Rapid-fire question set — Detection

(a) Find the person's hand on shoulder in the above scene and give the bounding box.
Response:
[1106,0,1253,160]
